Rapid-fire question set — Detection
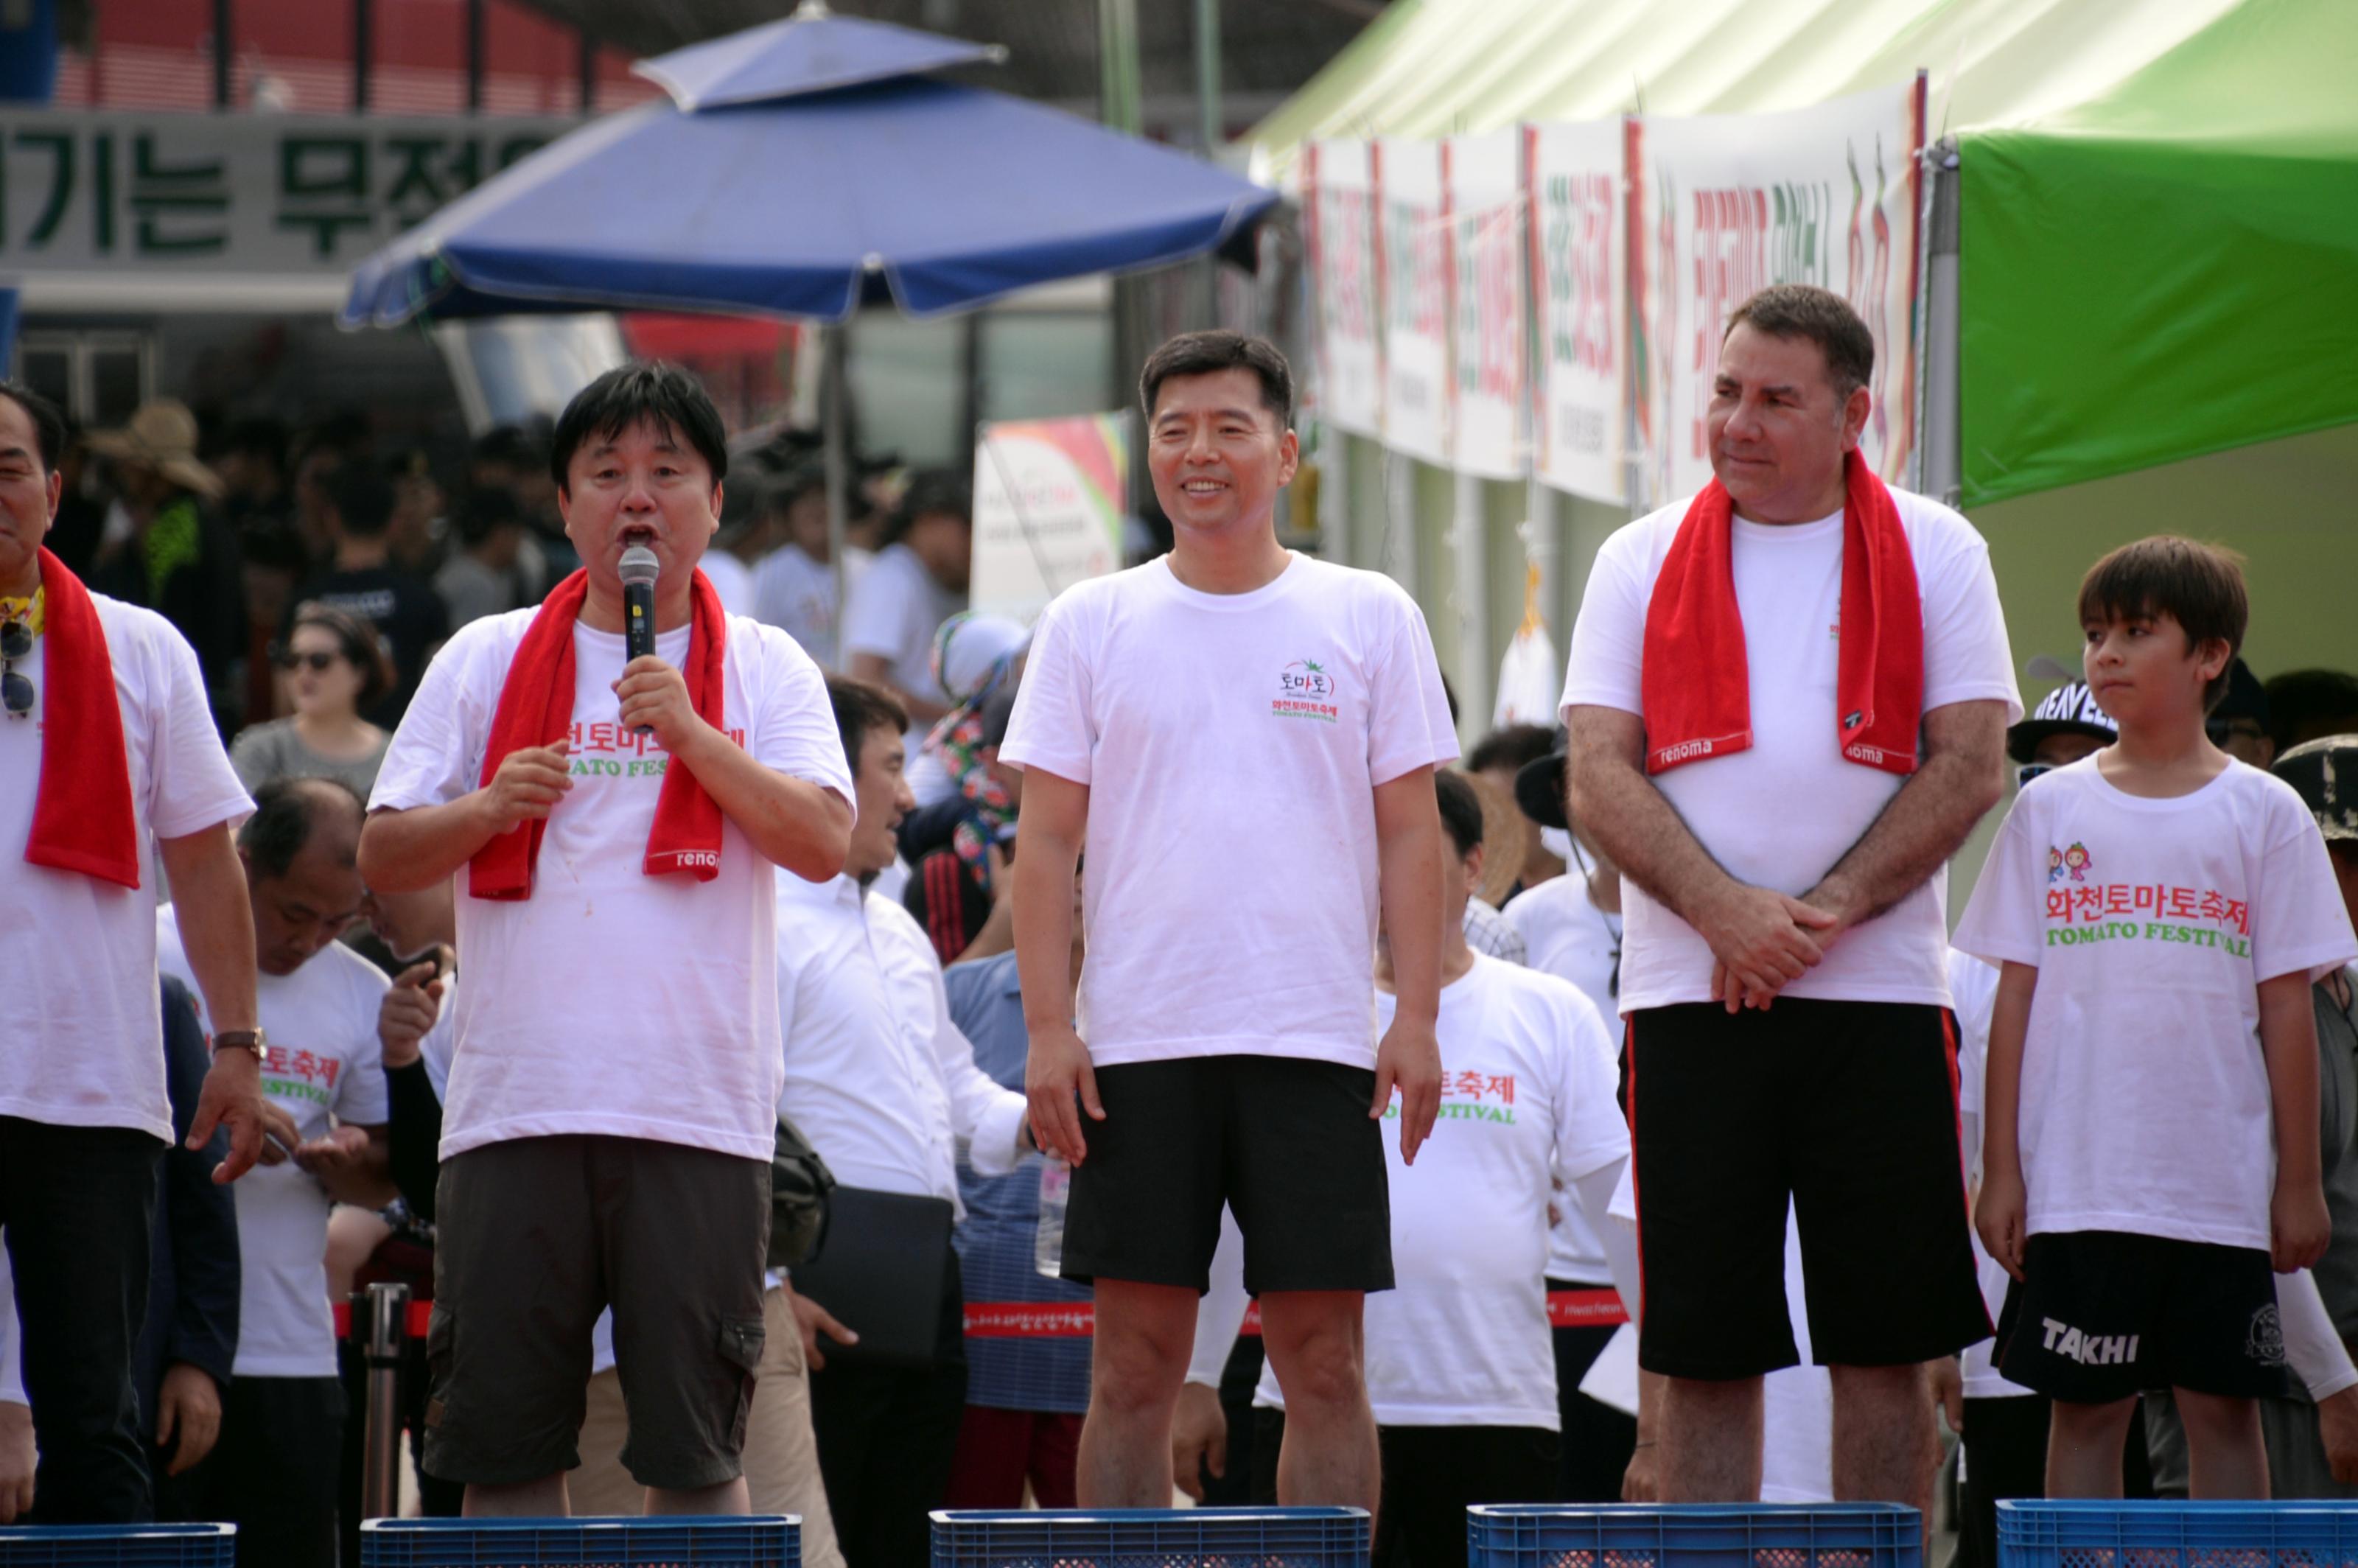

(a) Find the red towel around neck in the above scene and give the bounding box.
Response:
[22,549,141,889]
[1639,451,1923,778]
[468,567,729,900]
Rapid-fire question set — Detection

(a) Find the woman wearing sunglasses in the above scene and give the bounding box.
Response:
[228,602,396,799]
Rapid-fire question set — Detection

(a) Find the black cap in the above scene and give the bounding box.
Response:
[2007,681,2117,765]
[1514,734,1570,832]
[2273,735,2358,844]
[2215,657,2270,724]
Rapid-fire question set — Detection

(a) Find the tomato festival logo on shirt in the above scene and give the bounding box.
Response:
[2042,871,2253,959]
[1378,1068,1518,1124]
[1272,658,1340,724]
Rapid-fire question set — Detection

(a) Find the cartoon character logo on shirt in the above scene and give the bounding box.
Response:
[1273,659,1340,724]
[2060,842,2092,882]
[2049,845,2065,883]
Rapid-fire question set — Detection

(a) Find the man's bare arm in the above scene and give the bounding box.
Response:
[670,722,853,883]
[1013,769,1097,1163]
[357,742,573,893]
[1564,705,1834,1005]
[158,823,267,1182]
[1799,699,2008,931]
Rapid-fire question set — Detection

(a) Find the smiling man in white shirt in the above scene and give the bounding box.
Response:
[771,675,1026,1568]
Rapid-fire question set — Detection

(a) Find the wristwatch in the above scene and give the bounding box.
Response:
[211,1028,267,1058]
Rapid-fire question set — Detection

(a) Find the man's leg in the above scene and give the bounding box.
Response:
[1830,1363,1939,1512]
[211,1376,345,1567]
[1257,1291,1377,1513]
[0,1119,162,1523]
[1661,1377,1765,1501]
[1077,1278,1198,1506]
[741,1287,844,1568]
[1028,1412,1084,1509]
[2175,1390,2267,1499]
[567,1369,640,1516]
[806,1358,893,1565]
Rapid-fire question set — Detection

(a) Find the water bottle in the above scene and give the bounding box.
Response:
[1034,1156,1072,1278]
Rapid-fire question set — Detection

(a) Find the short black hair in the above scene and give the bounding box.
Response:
[0,379,67,473]
[237,776,365,882]
[1138,330,1294,427]
[332,466,397,539]
[1435,769,1486,861]
[884,470,972,547]
[826,675,908,778]
[2266,668,2358,755]
[470,424,544,474]
[1466,723,1556,777]
[452,485,523,547]
[2077,536,2250,712]
[1724,284,1875,401]
[550,362,728,496]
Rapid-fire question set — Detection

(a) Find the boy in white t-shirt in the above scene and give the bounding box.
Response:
[1002,332,1458,1513]
[1960,536,2358,1497]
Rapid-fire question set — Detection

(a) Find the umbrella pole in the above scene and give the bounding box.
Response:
[823,321,850,665]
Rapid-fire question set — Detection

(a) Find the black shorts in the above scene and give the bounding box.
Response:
[1995,1231,2292,1404]
[1062,1054,1392,1295]
[424,1134,770,1489]
[1628,998,1990,1378]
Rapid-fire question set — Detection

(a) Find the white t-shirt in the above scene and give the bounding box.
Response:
[841,542,961,705]
[1559,488,2021,1012]
[0,595,252,1142]
[699,551,757,618]
[1502,872,1626,1283]
[369,609,853,1163]
[1947,948,2027,1401]
[1252,955,1627,1429]
[1953,757,2358,1250]
[159,908,390,1378]
[1000,553,1460,1071]
[753,543,869,671]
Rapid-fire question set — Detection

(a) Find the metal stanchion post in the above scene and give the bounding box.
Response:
[362,1282,410,1521]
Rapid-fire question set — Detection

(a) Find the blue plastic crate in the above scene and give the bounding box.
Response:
[0,1525,235,1568]
[360,1517,798,1568]
[931,1507,1370,1567]
[1467,1504,1923,1568]
[1998,1499,2358,1568]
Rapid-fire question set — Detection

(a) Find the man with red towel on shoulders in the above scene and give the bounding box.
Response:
[1562,285,2020,1509]
[360,363,854,1518]
[0,379,268,1523]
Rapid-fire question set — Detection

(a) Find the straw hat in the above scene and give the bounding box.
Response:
[85,400,223,499]
[1463,771,1531,909]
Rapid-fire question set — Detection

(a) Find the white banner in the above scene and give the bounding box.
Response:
[1527,118,1628,504]
[970,413,1128,623]
[1303,139,1383,438]
[0,108,567,277]
[1631,81,1925,506]
[1376,136,1449,466]
[1444,128,1525,480]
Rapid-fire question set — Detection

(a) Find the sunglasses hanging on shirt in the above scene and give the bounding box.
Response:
[1,620,32,719]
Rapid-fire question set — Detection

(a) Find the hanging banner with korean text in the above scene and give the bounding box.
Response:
[1527,117,1627,505]
[970,413,1129,623]
[0,109,567,278]
[1302,139,1383,439]
[1630,80,1926,507]
[1376,136,1449,466]
[1444,128,1525,481]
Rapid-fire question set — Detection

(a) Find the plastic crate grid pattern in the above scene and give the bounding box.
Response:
[359,1517,799,1568]
[930,1507,1370,1568]
[1998,1500,2358,1568]
[0,1525,237,1568]
[1466,1504,1924,1568]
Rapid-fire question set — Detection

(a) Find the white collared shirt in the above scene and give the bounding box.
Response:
[774,872,1026,1215]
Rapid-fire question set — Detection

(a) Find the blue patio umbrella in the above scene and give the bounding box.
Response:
[339,4,1276,327]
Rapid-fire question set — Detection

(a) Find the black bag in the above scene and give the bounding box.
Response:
[767,1114,836,1270]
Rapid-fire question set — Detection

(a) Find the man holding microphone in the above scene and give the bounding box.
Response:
[360,363,853,1516]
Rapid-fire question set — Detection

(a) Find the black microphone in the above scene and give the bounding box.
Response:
[619,545,660,732]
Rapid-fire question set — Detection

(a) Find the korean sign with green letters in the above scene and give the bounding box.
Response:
[0,111,570,273]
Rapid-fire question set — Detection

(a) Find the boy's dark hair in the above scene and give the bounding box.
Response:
[1138,330,1295,428]
[237,776,364,881]
[826,675,909,776]
[549,362,729,495]
[332,466,397,539]
[884,470,971,548]
[0,379,67,472]
[2077,536,2250,712]
[289,601,396,709]
[1724,284,1875,401]
[1435,769,1486,861]
[1466,722,1556,777]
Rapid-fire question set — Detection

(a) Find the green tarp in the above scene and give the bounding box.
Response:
[1959,0,2358,506]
